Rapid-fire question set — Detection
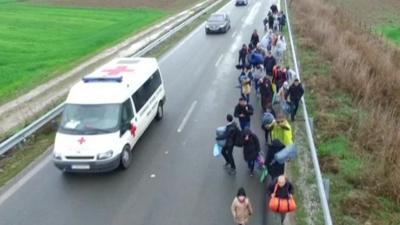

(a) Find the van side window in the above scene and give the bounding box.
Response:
[121,99,134,124]
[132,70,162,112]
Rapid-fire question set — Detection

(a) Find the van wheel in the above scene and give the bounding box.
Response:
[155,103,164,121]
[120,145,132,170]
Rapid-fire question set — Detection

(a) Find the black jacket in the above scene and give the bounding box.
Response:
[250,33,259,46]
[287,83,304,102]
[218,122,239,147]
[265,140,285,179]
[268,177,294,199]
[242,128,261,161]
[259,78,274,98]
[238,48,247,64]
[234,104,254,122]
[264,56,276,75]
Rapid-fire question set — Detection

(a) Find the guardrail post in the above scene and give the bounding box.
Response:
[308,116,314,136]
[323,178,330,202]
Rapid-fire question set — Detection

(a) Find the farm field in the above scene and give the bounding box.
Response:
[327,0,400,45]
[30,0,204,12]
[0,1,169,104]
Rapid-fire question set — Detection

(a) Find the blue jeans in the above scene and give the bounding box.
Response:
[239,120,250,130]
[247,159,255,173]
[290,100,300,121]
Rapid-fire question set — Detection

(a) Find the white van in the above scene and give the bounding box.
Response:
[53,57,166,172]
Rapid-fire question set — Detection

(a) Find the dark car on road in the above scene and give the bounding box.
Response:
[235,0,248,6]
[205,12,231,34]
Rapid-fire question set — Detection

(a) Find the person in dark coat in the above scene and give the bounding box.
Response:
[238,44,248,67]
[259,77,274,112]
[217,114,240,175]
[242,128,261,176]
[250,29,260,47]
[265,139,286,180]
[267,11,274,31]
[286,79,304,121]
[264,51,276,77]
[268,175,294,224]
[234,98,254,130]
[278,11,286,32]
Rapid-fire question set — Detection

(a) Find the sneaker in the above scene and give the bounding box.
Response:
[223,163,230,169]
[249,172,254,177]
[228,169,236,175]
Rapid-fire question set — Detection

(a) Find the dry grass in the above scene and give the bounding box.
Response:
[291,0,400,202]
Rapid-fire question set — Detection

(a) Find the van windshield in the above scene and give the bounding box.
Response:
[59,104,121,135]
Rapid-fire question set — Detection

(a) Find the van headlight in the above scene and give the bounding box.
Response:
[53,152,62,160]
[97,150,113,160]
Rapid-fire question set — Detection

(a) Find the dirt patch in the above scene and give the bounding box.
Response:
[29,0,203,11]
[342,191,379,219]
[320,155,339,174]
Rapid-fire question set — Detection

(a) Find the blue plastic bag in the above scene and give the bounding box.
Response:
[274,144,297,164]
[213,144,222,157]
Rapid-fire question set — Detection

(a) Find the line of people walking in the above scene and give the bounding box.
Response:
[214,3,304,225]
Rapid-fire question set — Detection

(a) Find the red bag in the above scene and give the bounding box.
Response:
[269,184,297,213]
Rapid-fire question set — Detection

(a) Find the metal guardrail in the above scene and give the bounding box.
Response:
[0,104,64,155]
[0,0,225,156]
[283,0,334,224]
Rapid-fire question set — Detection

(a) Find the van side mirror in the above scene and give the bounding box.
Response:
[120,122,131,136]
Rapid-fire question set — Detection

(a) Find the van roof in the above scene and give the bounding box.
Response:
[66,57,159,105]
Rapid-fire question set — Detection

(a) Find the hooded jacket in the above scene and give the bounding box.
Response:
[242,128,261,161]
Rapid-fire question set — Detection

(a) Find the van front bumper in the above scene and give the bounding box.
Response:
[53,155,120,173]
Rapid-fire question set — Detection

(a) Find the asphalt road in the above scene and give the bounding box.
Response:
[0,0,283,224]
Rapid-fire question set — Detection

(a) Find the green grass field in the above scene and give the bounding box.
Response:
[377,25,400,45]
[0,1,167,104]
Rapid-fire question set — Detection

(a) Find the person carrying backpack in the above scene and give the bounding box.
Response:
[217,114,240,175]
[242,128,261,176]
[231,187,254,225]
[234,98,254,130]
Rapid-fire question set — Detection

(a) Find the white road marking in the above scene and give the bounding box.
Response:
[215,54,224,67]
[177,101,198,133]
[231,30,238,38]
[242,1,262,28]
[0,155,51,206]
